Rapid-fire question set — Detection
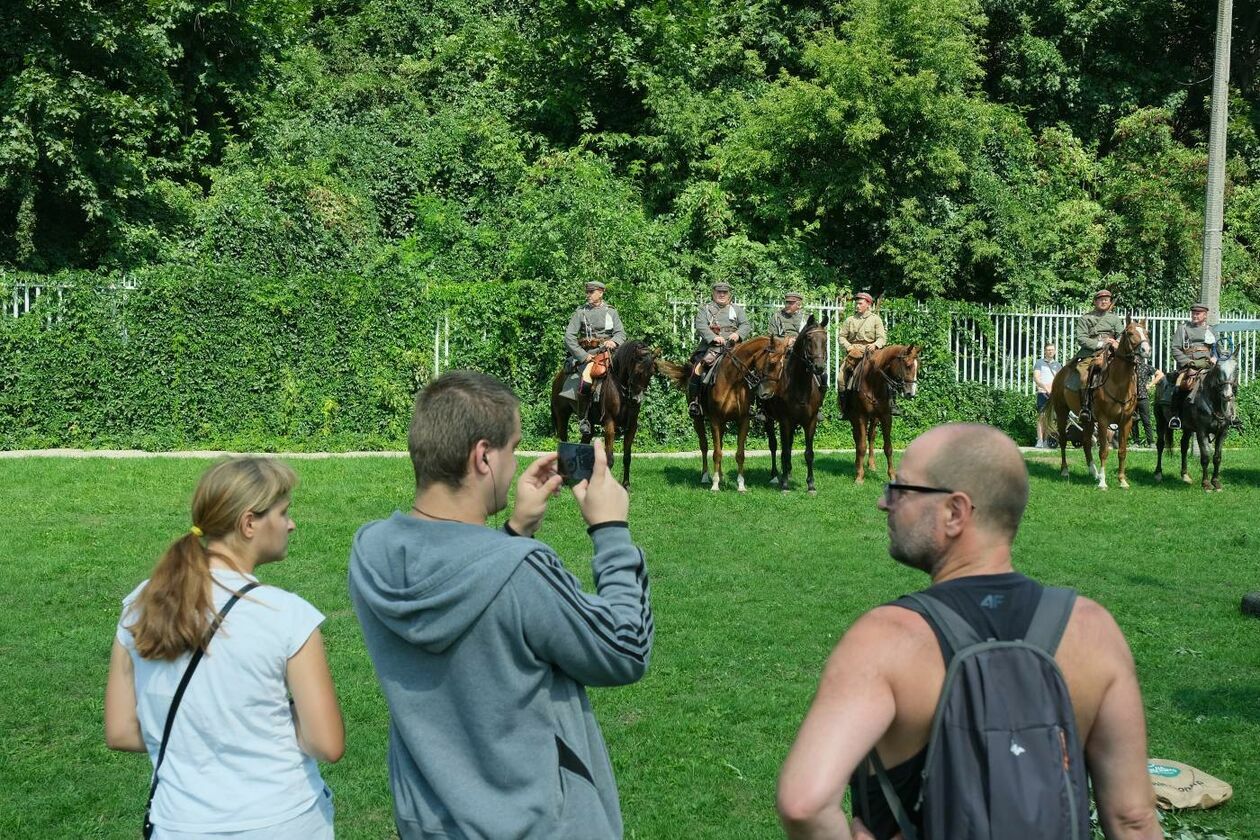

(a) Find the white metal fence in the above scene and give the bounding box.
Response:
[670,300,1260,390]
[4,275,138,320]
[949,308,1259,390]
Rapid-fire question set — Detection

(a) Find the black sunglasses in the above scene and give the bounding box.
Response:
[882,482,956,501]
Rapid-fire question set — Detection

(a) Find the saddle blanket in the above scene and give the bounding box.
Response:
[559,374,602,404]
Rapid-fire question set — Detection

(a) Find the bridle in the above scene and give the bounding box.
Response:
[797,325,828,389]
[880,349,918,395]
[1199,357,1238,424]
[1097,323,1149,405]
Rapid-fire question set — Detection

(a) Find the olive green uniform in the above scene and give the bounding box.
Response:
[1071,308,1124,418]
[694,301,751,351]
[1171,322,1216,371]
[565,303,626,365]
[1071,310,1125,363]
[838,311,887,389]
[769,308,806,340]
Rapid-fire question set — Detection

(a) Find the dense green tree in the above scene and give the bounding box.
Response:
[0,0,305,270]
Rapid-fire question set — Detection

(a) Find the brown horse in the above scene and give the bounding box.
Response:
[657,337,780,492]
[550,340,659,488]
[839,344,921,484]
[765,315,829,494]
[1048,318,1148,489]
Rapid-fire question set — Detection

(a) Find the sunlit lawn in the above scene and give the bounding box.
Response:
[1,448,1256,838]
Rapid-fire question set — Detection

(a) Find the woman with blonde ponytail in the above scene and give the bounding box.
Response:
[105,457,344,839]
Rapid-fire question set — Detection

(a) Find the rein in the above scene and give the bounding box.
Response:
[1093,327,1146,407]
[877,352,916,393]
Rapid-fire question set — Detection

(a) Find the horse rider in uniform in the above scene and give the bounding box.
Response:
[769,292,807,345]
[1165,302,1216,430]
[564,280,626,436]
[1071,289,1123,423]
[837,291,887,412]
[689,281,750,418]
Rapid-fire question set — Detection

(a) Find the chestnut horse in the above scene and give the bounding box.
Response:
[550,340,659,488]
[839,344,921,484]
[765,315,829,493]
[658,337,780,492]
[1048,318,1148,489]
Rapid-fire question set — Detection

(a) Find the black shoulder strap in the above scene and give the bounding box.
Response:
[866,751,920,840]
[1022,586,1077,654]
[902,592,984,652]
[143,581,259,837]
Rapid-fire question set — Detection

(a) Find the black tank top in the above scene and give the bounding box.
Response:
[849,572,1045,840]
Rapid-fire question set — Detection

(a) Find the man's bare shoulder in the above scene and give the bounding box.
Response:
[1059,594,1138,696]
[829,604,936,663]
[1065,596,1131,652]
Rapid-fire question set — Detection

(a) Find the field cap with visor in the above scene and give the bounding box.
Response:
[585,281,606,291]
[712,282,733,292]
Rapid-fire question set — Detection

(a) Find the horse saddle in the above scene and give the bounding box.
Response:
[701,347,729,385]
[562,373,603,404]
[1175,369,1202,393]
[588,349,611,380]
[1064,367,1083,393]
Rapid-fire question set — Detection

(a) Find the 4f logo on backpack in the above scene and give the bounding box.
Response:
[867,587,1090,840]
[979,594,1004,609]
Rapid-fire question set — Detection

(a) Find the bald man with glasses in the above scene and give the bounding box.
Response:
[778,423,1159,840]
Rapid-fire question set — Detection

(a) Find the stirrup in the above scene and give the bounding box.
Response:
[1168,416,1182,430]
[1066,411,1083,431]
[688,400,703,418]
[579,419,592,436]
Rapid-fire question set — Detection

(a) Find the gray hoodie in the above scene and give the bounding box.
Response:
[348,513,653,839]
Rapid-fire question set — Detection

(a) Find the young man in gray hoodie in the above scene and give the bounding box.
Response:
[349,370,653,840]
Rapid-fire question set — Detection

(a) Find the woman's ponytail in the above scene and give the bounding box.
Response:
[127,530,214,660]
[124,458,297,660]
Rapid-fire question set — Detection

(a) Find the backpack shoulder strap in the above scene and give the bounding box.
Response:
[1022,586,1077,654]
[901,592,984,653]
[865,751,921,840]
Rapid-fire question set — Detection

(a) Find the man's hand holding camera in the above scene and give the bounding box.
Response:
[571,444,629,527]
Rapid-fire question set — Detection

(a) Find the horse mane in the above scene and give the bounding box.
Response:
[611,340,647,381]
[869,344,914,367]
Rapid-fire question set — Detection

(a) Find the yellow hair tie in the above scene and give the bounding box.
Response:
[190,525,204,538]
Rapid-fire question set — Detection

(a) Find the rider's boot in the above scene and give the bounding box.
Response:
[576,380,593,435]
[687,376,704,418]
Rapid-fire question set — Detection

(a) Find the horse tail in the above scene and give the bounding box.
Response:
[656,358,690,390]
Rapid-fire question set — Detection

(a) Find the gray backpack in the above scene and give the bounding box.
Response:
[867,587,1091,840]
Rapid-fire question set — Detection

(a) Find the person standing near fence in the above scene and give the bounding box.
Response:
[1130,346,1156,446]
[1033,343,1061,448]
[105,457,344,840]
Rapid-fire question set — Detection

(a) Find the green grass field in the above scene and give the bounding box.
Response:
[2,449,1257,838]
